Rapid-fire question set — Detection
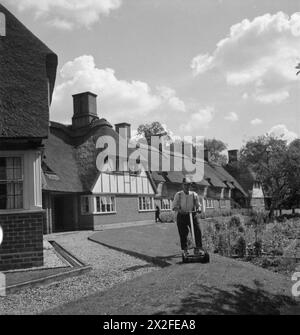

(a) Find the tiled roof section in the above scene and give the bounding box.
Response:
[0,4,57,139]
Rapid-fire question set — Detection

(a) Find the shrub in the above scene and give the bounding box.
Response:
[159,211,175,223]
[254,240,263,257]
[261,257,280,268]
[216,230,229,256]
[234,236,246,258]
[270,248,283,256]
[228,215,242,229]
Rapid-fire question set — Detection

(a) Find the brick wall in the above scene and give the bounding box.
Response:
[0,211,44,271]
[79,195,155,230]
[205,199,231,214]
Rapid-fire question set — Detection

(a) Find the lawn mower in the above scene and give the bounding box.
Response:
[182,212,210,264]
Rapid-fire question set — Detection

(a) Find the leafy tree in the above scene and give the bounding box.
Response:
[137,122,228,165]
[239,135,292,217]
[284,139,300,211]
[204,138,228,165]
[136,122,171,144]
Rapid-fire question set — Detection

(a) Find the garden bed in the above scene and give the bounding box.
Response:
[199,213,300,276]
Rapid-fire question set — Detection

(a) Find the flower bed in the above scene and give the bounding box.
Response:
[198,213,300,276]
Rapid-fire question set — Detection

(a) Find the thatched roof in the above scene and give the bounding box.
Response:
[42,120,118,193]
[42,128,84,193]
[210,162,248,196]
[225,162,259,196]
[0,4,57,139]
[151,159,248,197]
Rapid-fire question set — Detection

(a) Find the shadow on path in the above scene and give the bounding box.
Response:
[155,281,298,315]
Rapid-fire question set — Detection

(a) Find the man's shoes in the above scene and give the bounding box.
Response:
[182,250,190,257]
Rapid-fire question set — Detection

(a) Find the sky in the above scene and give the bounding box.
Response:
[2,0,300,149]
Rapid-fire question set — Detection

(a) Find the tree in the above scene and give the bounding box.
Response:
[137,122,228,165]
[240,135,290,217]
[204,138,228,165]
[136,122,171,144]
[284,139,300,211]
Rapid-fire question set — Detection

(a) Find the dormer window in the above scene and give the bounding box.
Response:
[0,12,6,36]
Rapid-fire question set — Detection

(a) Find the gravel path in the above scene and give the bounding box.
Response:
[0,231,159,315]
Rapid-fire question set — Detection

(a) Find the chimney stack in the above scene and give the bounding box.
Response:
[72,92,99,129]
[115,123,131,141]
[228,150,239,164]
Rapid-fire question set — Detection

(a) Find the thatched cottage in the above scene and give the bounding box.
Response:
[0,4,57,270]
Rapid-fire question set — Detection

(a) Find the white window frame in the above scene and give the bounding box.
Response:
[205,199,214,209]
[0,156,24,211]
[138,196,155,212]
[94,195,116,215]
[161,199,172,211]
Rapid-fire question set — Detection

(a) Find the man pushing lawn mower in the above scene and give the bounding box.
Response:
[173,178,209,263]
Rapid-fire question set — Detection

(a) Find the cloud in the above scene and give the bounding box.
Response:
[191,54,214,76]
[268,124,298,143]
[47,18,74,30]
[251,118,263,126]
[5,0,122,29]
[191,12,300,104]
[180,107,214,132]
[253,90,290,104]
[52,55,186,124]
[224,112,238,122]
[156,86,186,113]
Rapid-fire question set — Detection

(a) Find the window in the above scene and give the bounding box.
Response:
[161,199,172,211]
[220,200,226,208]
[205,199,214,209]
[81,196,90,214]
[95,196,116,214]
[0,157,23,210]
[139,196,155,211]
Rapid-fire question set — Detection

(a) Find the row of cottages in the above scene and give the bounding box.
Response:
[0,5,58,270]
[0,4,267,271]
[41,91,266,233]
[152,151,249,215]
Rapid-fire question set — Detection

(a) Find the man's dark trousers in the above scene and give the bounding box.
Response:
[177,213,202,250]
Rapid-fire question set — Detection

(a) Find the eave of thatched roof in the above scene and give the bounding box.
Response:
[0,4,57,139]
